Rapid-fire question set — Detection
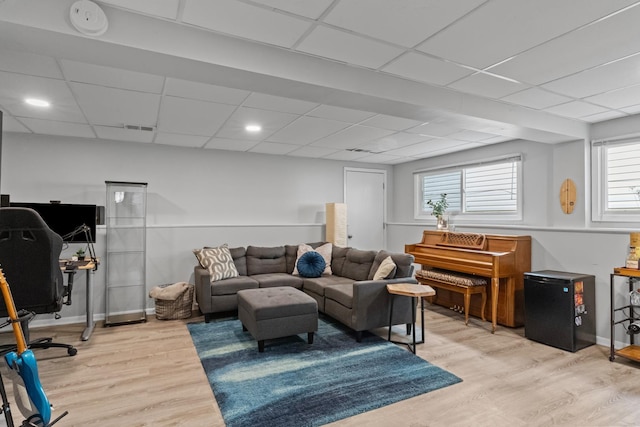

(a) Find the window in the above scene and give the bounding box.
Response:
[414,154,522,220]
[592,138,640,222]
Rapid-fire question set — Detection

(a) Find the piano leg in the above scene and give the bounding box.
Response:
[491,277,499,333]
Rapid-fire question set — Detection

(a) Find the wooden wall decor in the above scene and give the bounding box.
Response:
[560,178,577,214]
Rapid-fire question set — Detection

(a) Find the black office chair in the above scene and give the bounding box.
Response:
[0,207,77,356]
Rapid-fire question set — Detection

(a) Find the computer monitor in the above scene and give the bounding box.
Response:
[9,202,97,243]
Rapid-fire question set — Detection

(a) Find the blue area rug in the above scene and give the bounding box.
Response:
[188,316,462,427]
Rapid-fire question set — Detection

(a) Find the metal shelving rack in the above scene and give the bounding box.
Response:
[104,181,148,326]
[610,267,640,362]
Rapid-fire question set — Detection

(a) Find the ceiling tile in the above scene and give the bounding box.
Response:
[357,132,431,152]
[489,3,640,85]
[296,26,404,69]
[0,48,63,79]
[164,78,250,105]
[71,82,161,127]
[325,0,485,47]
[307,105,375,122]
[323,150,369,161]
[542,54,640,98]
[18,118,94,138]
[182,0,312,48]
[311,125,395,149]
[353,153,402,164]
[0,72,86,122]
[543,101,609,119]
[216,106,298,140]
[204,137,257,151]
[580,110,626,123]
[101,0,180,19]
[418,0,639,69]
[60,60,165,93]
[586,84,640,109]
[621,104,640,115]
[243,93,318,114]
[250,0,334,19]
[157,96,235,135]
[448,73,526,99]
[447,130,497,142]
[384,140,444,157]
[2,115,31,133]
[94,126,155,143]
[154,132,210,147]
[405,122,460,137]
[287,145,338,158]
[382,52,473,86]
[500,88,572,110]
[360,114,423,131]
[266,116,350,145]
[249,141,299,155]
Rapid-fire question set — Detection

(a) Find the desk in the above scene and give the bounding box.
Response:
[60,259,99,341]
[387,283,436,354]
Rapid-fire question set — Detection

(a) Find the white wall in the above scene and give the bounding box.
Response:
[1,132,390,324]
[388,133,634,347]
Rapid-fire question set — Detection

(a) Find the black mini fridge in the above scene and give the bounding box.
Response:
[524,270,596,352]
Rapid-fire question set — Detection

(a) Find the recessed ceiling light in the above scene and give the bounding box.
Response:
[25,98,50,107]
[245,124,262,133]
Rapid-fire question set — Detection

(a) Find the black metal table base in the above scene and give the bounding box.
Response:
[388,295,425,354]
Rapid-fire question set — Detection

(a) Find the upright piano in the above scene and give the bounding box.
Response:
[405,230,531,331]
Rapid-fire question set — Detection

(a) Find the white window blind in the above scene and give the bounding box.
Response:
[415,154,521,220]
[606,143,640,210]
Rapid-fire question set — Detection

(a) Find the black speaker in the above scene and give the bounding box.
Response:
[96,206,105,225]
[0,194,9,207]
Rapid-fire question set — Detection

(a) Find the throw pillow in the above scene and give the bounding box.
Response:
[373,256,396,280]
[193,244,239,282]
[292,243,332,275]
[296,251,326,278]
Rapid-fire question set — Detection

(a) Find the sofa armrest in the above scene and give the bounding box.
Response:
[194,266,213,314]
[351,277,417,331]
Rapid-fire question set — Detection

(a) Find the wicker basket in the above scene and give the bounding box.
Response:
[152,283,194,320]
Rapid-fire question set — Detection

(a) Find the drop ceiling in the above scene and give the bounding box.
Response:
[1,0,639,164]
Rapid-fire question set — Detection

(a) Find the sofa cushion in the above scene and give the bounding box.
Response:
[368,251,414,280]
[246,246,287,275]
[292,243,332,275]
[342,249,377,281]
[229,246,248,276]
[372,256,396,280]
[297,251,326,278]
[325,285,354,309]
[330,245,349,277]
[302,275,352,296]
[210,276,259,296]
[193,244,239,282]
[251,273,304,289]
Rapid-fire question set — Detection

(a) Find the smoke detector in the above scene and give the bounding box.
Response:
[70,0,108,36]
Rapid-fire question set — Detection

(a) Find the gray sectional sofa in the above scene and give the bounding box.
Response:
[194,243,418,341]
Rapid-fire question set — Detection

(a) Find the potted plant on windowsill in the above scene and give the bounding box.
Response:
[427,193,449,230]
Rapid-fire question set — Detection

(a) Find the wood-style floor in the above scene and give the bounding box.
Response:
[1,304,639,427]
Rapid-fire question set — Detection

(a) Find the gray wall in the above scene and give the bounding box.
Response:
[1,132,390,325]
[388,131,633,347]
[4,115,640,348]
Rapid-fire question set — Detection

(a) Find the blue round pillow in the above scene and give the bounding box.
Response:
[297,251,326,278]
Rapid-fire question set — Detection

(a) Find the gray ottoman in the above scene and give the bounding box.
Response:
[237,287,318,352]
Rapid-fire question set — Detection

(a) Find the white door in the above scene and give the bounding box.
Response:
[344,168,386,250]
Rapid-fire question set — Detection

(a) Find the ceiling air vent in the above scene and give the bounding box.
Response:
[124,125,155,132]
[346,148,382,154]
